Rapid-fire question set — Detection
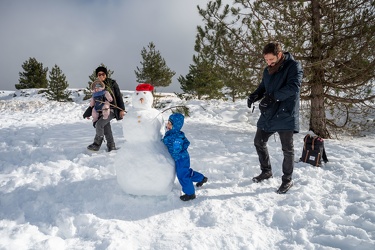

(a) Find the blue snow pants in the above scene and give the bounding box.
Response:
[175,157,204,195]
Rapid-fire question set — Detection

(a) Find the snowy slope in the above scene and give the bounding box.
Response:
[0,89,374,250]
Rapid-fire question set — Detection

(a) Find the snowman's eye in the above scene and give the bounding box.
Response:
[143,92,147,94]
[136,93,139,95]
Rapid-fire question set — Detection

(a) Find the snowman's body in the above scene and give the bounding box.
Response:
[115,85,175,196]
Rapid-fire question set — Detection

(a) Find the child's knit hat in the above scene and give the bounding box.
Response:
[91,79,105,91]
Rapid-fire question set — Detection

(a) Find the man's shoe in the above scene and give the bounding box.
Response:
[196,177,208,187]
[276,180,293,194]
[252,171,273,183]
[180,194,196,201]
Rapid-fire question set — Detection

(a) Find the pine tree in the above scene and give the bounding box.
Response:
[178,55,224,100]
[195,5,261,101]
[196,0,375,137]
[46,65,72,102]
[16,57,48,89]
[135,42,176,89]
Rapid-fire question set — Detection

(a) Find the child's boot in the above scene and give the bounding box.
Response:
[196,177,208,187]
[180,194,196,201]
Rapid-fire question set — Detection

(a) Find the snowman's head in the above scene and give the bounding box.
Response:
[132,83,154,110]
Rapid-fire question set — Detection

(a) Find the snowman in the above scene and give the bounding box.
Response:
[114,83,175,196]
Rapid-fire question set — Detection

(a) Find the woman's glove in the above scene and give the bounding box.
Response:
[83,106,93,119]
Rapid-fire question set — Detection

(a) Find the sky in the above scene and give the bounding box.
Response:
[0,89,374,249]
[0,0,209,93]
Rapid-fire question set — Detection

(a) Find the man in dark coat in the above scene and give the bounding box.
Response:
[85,66,126,152]
[247,42,303,194]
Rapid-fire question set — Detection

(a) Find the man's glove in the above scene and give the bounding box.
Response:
[93,121,97,128]
[259,93,276,112]
[247,95,258,109]
[83,106,93,119]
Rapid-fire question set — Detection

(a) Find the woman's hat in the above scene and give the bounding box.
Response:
[95,66,108,76]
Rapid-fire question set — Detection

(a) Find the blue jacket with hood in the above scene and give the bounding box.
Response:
[163,113,190,161]
[249,52,303,133]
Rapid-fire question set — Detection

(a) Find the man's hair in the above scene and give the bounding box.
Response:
[263,42,283,56]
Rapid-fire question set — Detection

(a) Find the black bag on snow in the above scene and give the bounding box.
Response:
[300,134,328,167]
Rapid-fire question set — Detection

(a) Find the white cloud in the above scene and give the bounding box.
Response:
[0,0,205,92]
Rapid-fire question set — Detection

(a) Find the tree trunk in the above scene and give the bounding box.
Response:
[309,0,330,138]
[309,82,328,137]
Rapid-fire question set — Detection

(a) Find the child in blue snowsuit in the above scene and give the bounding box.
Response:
[163,113,208,201]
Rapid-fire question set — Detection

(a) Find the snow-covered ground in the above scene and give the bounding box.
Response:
[0,89,374,250]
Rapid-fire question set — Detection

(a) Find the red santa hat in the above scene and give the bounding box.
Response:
[135,83,154,92]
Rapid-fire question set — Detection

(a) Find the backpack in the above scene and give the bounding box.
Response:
[300,134,328,167]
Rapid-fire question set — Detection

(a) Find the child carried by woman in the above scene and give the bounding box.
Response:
[90,79,113,124]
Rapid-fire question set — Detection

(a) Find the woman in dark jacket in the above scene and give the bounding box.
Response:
[85,66,125,152]
[247,42,303,194]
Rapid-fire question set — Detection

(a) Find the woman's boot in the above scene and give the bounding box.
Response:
[87,135,103,151]
[107,142,116,152]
